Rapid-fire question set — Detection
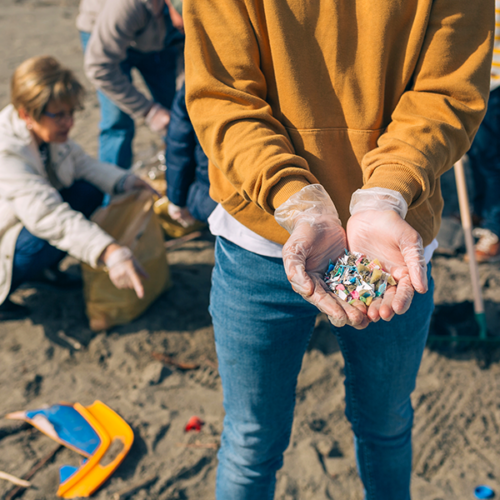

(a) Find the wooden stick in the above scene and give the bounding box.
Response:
[164,231,202,251]
[0,472,31,488]
[454,159,485,316]
[112,474,158,500]
[151,352,200,371]
[5,444,62,500]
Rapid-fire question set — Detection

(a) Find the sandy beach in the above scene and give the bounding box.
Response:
[1,1,500,498]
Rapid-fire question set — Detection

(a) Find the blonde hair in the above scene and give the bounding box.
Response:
[11,56,85,121]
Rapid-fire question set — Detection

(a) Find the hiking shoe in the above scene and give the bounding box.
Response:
[471,228,500,263]
[0,298,29,321]
[31,268,83,291]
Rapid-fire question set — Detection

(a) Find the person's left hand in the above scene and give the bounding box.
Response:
[122,174,161,197]
[347,206,427,323]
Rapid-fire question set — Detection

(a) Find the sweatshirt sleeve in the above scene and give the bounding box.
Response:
[184,0,318,214]
[361,0,494,210]
[84,0,153,118]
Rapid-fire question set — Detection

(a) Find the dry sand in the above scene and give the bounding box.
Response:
[1,1,500,498]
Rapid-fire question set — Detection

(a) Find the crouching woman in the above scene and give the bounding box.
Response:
[0,56,154,321]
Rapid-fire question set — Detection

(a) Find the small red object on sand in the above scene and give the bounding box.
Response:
[185,416,204,432]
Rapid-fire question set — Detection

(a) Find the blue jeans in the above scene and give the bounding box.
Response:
[210,237,435,500]
[165,83,216,222]
[468,86,500,237]
[9,181,103,294]
[79,31,178,170]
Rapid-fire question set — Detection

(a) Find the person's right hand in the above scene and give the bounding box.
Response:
[145,103,171,134]
[100,244,148,298]
[275,184,369,329]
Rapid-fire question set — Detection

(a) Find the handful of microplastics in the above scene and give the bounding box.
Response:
[323,250,396,306]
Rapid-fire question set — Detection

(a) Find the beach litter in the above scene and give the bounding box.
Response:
[474,485,495,499]
[0,471,31,488]
[4,444,62,500]
[5,401,133,498]
[152,351,200,371]
[184,416,204,432]
[323,250,396,306]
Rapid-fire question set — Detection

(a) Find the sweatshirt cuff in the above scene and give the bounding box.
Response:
[269,176,312,211]
[362,164,424,208]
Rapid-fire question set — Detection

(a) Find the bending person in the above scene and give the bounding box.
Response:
[0,56,155,321]
[78,0,182,169]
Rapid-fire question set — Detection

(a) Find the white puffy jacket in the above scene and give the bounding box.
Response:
[0,104,126,303]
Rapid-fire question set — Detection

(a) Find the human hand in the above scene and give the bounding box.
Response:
[145,103,170,134]
[167,201,197,228]
[165,0,184,33]
[102,245,148,299]
[347,188,427,323]
[275,184,369,328]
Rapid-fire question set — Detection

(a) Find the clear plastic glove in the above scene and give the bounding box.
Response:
[145,103,170,134]
[275,184,369,328]
[104,246,148,299]
[347,187,428,322]
[167,201,197,228]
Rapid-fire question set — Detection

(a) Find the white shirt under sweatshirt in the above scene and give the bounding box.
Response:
[209,204,438,263]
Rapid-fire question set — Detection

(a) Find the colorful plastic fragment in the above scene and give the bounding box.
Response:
[6,401,134,498]
[474,485,495,499]
[185,416,205,432]
[323,250,396,304]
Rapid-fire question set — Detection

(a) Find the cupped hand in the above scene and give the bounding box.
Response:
[282,218,370,328]
[347,210,427,322]
[275,184,370,329]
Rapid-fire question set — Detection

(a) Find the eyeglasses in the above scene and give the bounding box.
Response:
[43,109,75,123]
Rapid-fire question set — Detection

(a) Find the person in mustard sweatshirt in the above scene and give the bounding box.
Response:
[184,1,494,499]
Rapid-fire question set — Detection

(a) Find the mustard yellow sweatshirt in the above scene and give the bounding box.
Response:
[184,0,494,247]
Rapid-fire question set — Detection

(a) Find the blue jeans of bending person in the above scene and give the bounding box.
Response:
[210,237,435,500]
[79,30,178,170]
[468,86,500,237]
[9,180,103,294]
